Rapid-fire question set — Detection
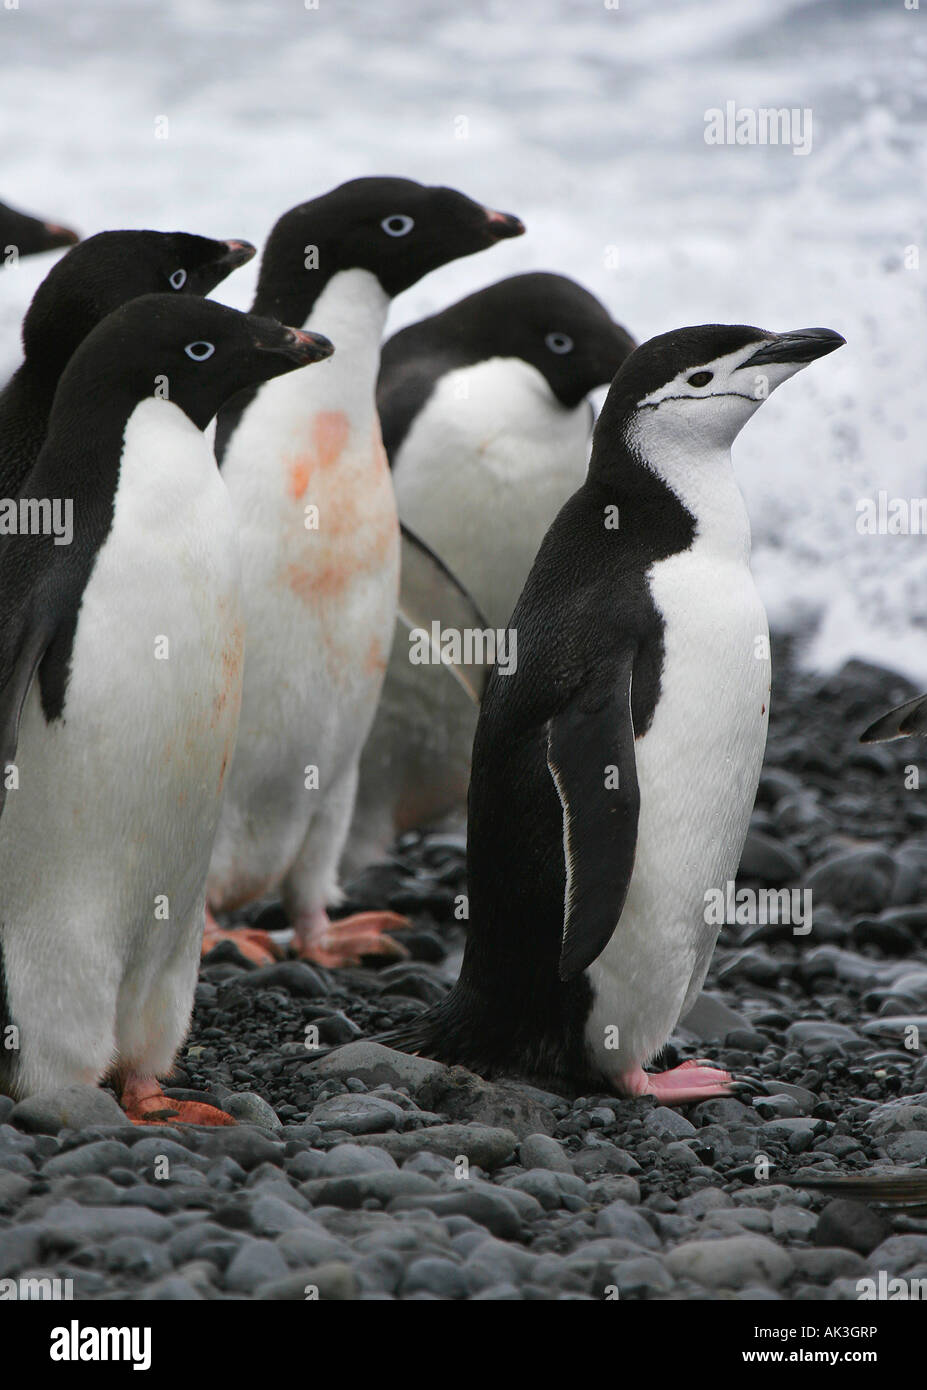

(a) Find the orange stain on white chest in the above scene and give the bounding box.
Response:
[286,410,351,500]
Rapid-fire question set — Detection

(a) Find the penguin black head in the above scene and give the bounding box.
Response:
[418,272,636,408]
[0,198,80,261]
[596,322,845,455]
[21,230,257,378]
[255,177,524,319]
[58,294,333,433]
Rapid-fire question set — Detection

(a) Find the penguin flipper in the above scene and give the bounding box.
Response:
[860,693,927,742]
[397,522,493,703]
[0,609,55,823]
[547,653,640,982]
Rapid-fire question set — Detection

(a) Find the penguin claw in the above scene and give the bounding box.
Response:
[202,910,283,966]
[294,910,410,969]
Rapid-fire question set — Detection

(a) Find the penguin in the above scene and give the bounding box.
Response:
[0,294,332,1122]
[374,322,845,1101]
[347,273,637,872]
[0,198,79,263]
[207,177,524,968]
[0,229,255,498]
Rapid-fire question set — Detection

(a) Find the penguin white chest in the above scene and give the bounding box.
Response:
[394,358,591,627]
[586,465,770,1077]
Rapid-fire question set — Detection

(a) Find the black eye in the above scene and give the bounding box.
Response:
[687,370,713,387]
[381,215,414,237]
[169,268,187,290]
[545,332,573,355]
[184,341,215,361]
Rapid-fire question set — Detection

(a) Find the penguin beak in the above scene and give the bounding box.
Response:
[742,327,845,368]
[42,221,80,249]
[482,208,525,240]
[258,325,335,366]
[219,239,257,270]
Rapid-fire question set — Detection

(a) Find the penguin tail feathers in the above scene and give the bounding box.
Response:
[860,693,927,742]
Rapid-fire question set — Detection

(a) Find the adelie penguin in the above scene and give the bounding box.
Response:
[206,176,524,968]
[376,321,845,1102]
[0,197,79,263]
[0,228,255,497]
[349,272,636,872]
[0,295,332,1122]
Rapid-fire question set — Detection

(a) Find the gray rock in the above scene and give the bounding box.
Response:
[771,1206,818,1240]
[10,1085,129,1135]
[609,1254,673,1297]
[303,1041,446,1091]
[643,1106,697,1139]
[301,1170,438,1207]
[103,1235,172,1278]
[195,1126,284,1171]
[401,1256,467,1299]
[866,1094,927,1138]
[793,1247,866,1281]
[666,1235,794,1289]
[315,1143,398,1176]
[595,1200,659,1249]
[129,1137,211,1174]
[502,1169,588,1210]
[415,1067,556,1139]
[677,1187,733,1216]
[518,1133,574,1173]
[572,1142,641,1177]
[41,1199,171,1246]
[224,1092,281,1130]
[784,1021,862,1057]
[41,1139,132,1178]
[586,1176,641,1206]
[247,1193,321,1236]
[883,1132,927,1162]
[351,1123,516,1170]
[389,1189,522,1240]
[138,1275,203,1300]
[0,1172,31,1211]
[224,1238,289,1293]
[309,1093,405,1135]
[805,847,896,914]
[679,992,752,1040]
[865,1234,927,1276]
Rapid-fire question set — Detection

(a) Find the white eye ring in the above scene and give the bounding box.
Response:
[184,340,215,361]
[545,332,573,354]
[169,268,187,290]
[381,214,414,237]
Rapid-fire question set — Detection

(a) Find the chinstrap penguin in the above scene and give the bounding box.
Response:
[0,294,332,1123]
[207,177,524,968]
[374,322,844,1102]
[349,272,636,872]
[0,229,255,498]
[0,197,79,262]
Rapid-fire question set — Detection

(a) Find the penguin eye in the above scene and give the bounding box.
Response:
[545,332,574,355]
[184,340,215,361]
[381,214,414,238]
[169,268,187,290]
[687,370,713,387]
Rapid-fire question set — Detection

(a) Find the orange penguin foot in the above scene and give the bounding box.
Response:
[201,906,282,966]
[121,1074,236,1126]
[293,909,410,968]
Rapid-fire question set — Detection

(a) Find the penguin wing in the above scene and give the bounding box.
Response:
[0,599,58,823]
[860,693,927,742]
[547,650,640,981]
[397,523,493,703]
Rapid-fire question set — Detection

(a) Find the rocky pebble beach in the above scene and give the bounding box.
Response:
[4,639,927,1302]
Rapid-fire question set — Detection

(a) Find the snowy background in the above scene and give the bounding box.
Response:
[1,0,925,676]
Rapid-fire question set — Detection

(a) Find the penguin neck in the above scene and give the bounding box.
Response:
[0,361,59,495]
[253,267,389,431]
[620,414,753,564]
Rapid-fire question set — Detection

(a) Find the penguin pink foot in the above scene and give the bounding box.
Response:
[121,1075,235,1126]
[618,1058,732,1104]
[293,909,410,968]
[202,907,282,966]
